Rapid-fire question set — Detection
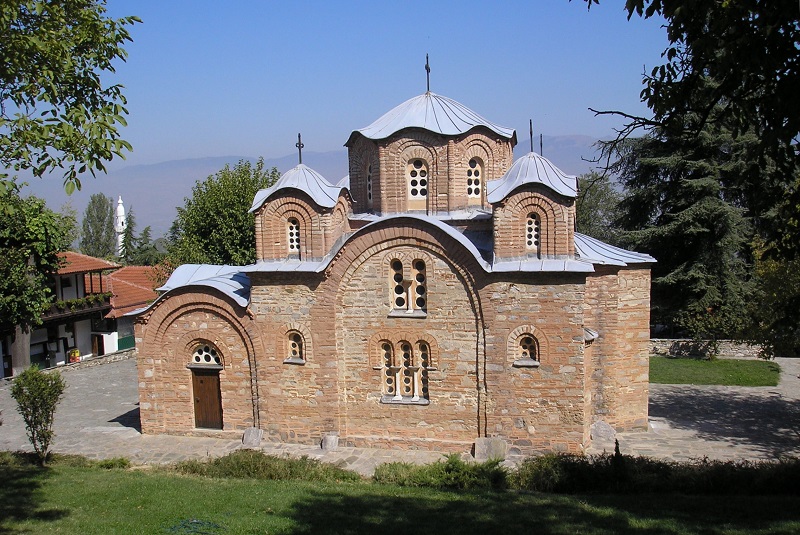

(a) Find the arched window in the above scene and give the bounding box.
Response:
[284,331,305,365]
[287,218,301,256]
[380,340,430,403]
[514,334,540,368]
[466,158,483,205]
[526,213,541,256]
[191,343,221,366]
[389,258,427,315]
[407,159,428,210]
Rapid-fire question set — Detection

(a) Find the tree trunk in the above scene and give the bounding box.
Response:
[10,325,31,375]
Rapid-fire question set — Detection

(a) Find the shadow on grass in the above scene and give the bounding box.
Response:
[0,456,69,534]
[281,487,800,535]
[650,386,800,456]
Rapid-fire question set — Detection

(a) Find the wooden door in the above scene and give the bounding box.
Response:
[192,369,223,429]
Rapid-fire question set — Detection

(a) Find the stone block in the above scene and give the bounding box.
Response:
[242,427,263,447]
[590,420,616,441]
[473,437,507,461]
[321,432,339,451]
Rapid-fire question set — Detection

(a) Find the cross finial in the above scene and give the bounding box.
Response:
[529,119,534,153]
[296,133,304,165]
[425,54,430,92]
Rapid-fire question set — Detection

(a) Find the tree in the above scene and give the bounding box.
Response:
[576,172,623,245]
[80,193,115,258]
[584,0,800,257]
[130,225,164,266]
[10,366,66,466]
[120,207,136,263]
[0,183,72,373]
[0,1,140,193]
[167,158,280,266]
[608,112,755,342]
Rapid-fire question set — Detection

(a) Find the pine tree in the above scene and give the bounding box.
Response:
[607,111,755,341]
[120,208,136,263]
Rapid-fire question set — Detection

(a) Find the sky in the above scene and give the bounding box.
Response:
[97,0,669,169]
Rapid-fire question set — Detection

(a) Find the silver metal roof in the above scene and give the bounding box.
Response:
[348,92,515,143]
[249,164,344,212]
[156,264,251,307]
[574,233,656,266]
[487,152,577,202]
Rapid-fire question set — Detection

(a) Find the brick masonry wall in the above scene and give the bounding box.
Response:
[481,273,589,453]
[584,267,650,431]
[135,289,259,435]
[492,186,575,260]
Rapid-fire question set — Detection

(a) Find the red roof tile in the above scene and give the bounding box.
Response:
[104,266,159,318]
[58,251,120,275]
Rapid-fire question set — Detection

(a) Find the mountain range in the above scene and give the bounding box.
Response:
[21,135,601,239]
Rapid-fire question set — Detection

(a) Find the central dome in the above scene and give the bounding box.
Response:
[347,92,516,144]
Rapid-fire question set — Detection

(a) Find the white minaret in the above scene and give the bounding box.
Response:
[115,195,127,256]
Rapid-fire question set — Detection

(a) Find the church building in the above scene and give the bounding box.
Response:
[134,88,654,455]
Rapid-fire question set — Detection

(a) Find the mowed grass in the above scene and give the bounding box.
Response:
[649,356,781,386]
[2,455,800,534]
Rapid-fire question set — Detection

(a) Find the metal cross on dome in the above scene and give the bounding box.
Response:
[296,133,304,165]
[425,54,431,92]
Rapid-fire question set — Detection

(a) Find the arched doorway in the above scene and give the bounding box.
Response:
[189,343,223,429]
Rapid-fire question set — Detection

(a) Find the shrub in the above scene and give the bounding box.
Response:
[175,449,360,482]
[10,366,66,466]
[373,454,507,490]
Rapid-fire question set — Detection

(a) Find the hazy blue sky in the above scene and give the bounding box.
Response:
[102,0,669,168]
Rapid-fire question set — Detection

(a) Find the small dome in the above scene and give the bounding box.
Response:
[249,164,344,212]
[487,152,577,202]
[347,92,515,144]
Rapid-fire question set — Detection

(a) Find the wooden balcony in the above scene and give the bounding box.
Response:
[42,293,113,322]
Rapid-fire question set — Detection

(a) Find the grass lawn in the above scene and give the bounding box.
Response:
[2,461,800,534]
[650,356,781,386]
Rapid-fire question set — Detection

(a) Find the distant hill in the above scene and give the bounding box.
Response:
[20,135,600,238]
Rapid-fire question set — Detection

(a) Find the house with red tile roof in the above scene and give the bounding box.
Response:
[2,252,158,376]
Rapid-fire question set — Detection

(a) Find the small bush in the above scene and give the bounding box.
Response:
[10,366,66,466]
[97,457,131,470]
[373,454,507,490]
[174,449,360,482]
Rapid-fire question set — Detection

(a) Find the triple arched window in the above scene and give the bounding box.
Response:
[380,340,431,403]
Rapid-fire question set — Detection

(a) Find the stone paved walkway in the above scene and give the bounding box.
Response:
[1,356,798,476]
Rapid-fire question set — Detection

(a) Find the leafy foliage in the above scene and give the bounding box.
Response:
[576,171,623,245]
[0,183,73,334]
[0,0,140,193]
[373,454,508,490]
[10,366,66,466]
[744,250,800,358]
[584,0,799,258]
[174,449,360,483]
[79,193,115,258]
[166,158,280,266]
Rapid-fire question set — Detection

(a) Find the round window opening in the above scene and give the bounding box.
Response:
[192,344,221,365]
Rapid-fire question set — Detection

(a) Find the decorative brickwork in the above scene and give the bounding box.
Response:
[136,91,652,455]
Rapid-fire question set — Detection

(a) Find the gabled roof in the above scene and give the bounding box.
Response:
[102,266,159,318]
[249,164,345,212]
[574,233,656,266]
[347,92,516,145]
[487,152,577,202]
[58,251,120,275]
[157,264,251,307]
